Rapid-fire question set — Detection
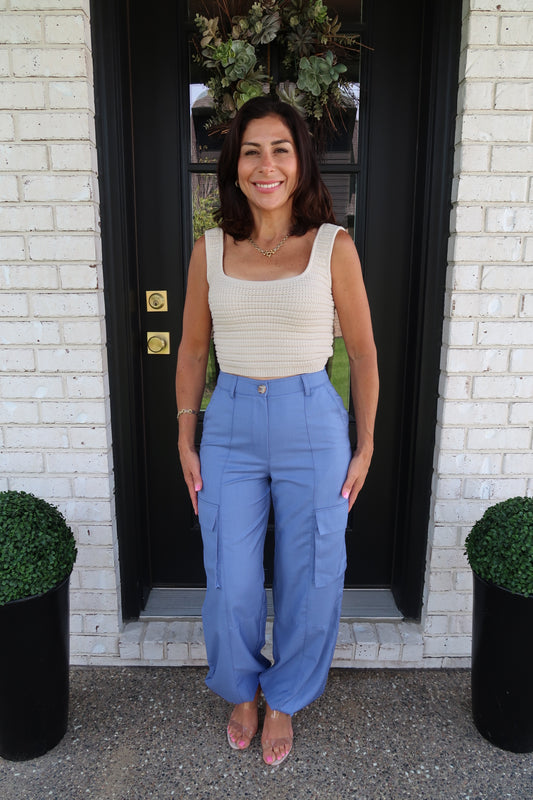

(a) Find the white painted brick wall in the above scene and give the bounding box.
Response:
[0,1,120,663]
[425,0,533,661]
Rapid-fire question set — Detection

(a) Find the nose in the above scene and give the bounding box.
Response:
[259,151,275,171]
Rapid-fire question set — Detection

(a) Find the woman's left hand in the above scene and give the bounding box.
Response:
[341,446,374,511]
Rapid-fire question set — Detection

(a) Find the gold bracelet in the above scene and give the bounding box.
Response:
[177,408,199,420]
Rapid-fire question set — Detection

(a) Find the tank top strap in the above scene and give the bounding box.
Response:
[204,227,224,285]
[308,223,344,285]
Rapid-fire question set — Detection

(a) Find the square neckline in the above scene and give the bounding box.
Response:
[220,225,325,285]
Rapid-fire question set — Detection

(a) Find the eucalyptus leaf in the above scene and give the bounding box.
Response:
[194,0,358,140]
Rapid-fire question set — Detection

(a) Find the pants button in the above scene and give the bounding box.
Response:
[257,384,267,394]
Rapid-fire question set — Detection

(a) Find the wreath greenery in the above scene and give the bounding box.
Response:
[194,0,359,142]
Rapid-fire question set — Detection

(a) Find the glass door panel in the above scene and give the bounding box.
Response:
[325,1,363,23]
[190,85,223,163]
[323,173,357,236]
[191,172,219,241]
[188,1,363,24]
[190,171,219,409]
[187,4,363,412]
[322,173,357,410]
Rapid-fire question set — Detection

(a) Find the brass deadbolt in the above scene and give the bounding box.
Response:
[146,290,168,312]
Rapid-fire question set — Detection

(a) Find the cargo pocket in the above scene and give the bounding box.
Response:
[314,501,348,588]
[198,497,221,589]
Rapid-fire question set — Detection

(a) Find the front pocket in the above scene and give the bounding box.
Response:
[202,385,219,426]
[324,382,349,424]
[198,497,221,589]
[314,501,348,588]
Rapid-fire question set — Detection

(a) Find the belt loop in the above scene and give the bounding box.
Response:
[228,375,237,398]
[300,374,312,396]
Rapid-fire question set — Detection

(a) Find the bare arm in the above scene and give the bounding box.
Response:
[331,230,379,510]
[175,235,212,514]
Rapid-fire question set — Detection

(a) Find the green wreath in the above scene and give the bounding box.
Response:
[194,0,359,140]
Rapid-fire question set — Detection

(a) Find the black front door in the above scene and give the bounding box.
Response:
[91,0,461,618]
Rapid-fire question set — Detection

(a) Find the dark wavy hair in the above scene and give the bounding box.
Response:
[214,96,336,239]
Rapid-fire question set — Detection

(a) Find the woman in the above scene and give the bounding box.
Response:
[176,96,378,766]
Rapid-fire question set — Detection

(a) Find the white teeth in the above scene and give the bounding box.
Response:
[255,182,281,189]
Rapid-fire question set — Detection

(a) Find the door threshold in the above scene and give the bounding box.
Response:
[141,588,403,621]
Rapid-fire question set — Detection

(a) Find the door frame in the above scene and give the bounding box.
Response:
[90,0,462,620]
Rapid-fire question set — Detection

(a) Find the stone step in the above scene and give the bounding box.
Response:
[118,619,426,668]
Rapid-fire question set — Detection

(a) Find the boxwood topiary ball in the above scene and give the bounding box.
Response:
[465,496,533,597]
[0,491,77,606]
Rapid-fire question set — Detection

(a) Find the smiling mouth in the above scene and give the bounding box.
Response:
[253,181,282,190]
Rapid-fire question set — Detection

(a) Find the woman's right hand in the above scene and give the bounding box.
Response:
[178,444,203,515]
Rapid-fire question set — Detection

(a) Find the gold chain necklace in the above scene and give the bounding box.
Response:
[248,232,291,258]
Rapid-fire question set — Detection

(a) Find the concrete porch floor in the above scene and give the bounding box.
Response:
[1,667,531,800]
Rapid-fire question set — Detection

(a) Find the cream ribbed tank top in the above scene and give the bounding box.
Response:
[205,223,343,378]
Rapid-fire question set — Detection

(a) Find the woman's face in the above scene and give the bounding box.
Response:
[237,114,299,218]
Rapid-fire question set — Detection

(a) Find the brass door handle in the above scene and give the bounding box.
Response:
[147,332,170,354]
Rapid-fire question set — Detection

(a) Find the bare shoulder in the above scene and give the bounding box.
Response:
[331,229,362,283]
[190,233,207,262]
[332,228,359,260]
[187,234,208,281]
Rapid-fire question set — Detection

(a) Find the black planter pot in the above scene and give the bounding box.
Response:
[0,577,70,761]
[471,572,533,753]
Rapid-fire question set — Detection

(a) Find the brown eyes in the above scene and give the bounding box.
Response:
[241,148,290,157]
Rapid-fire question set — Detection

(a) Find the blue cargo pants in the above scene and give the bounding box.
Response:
[198,369,351,715]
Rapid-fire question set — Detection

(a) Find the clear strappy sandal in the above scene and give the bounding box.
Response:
[261,707,293,767]
[226,689,260,751]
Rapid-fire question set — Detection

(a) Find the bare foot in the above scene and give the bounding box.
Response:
[261,703,293,766]
[227,688,260,750]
